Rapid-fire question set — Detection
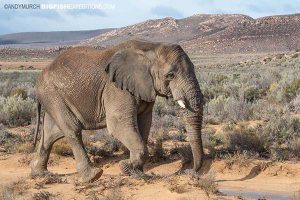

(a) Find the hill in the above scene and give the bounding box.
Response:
[81,13,300,54]
[1,13,300,54]
[0,29,113,48]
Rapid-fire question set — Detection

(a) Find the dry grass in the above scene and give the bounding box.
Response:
[52,139,73,156]
[34,173,66,189]
[17,153,34,166]
[191,172,218,197]
[15,142,33,153]
[223,153,252,170]
[290,190,300,200]
[148,138,165,162]
[0,179,29,200]
[99,188,124,200]
[167,179,187,194]
[32,191,56,200]
[175,145,193,165]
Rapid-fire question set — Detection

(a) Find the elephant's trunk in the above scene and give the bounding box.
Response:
[171,75,204,171]
[184,110,204,171]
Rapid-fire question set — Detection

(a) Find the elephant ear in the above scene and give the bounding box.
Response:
[105,48,156,102]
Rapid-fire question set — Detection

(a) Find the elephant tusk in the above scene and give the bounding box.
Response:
[177,100,186,109]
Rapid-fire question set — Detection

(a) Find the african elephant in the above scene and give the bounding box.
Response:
[31,39,204,183]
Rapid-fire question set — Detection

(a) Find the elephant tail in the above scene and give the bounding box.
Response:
[33,101,42,150]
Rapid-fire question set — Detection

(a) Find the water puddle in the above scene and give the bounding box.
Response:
[219,188,295,200]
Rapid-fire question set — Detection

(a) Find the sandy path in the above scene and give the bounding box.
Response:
[0,153,299,200]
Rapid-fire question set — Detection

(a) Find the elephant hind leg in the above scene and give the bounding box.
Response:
[45,100,102,183]
[31,113,64,177]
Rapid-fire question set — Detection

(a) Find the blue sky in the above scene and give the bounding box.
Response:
[0,0,300,35]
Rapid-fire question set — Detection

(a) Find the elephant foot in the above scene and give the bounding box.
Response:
[119,160,143,176]
[30,168,50,178]
[79,167,103,183]
[30,160,49,178]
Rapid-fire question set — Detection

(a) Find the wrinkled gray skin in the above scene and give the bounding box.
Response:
[31,40,204,183]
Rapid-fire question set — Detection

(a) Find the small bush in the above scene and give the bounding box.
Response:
[206,96,253,123]
[222,152,252,169]
[172,145,193,164]
[262,113,300,160]
[191,171,218,196]
[52,140,73,156]
[283,79,300,102]
[0,124,23,152]
[0,96,35,126]
[32,191,54,200]
[223,123,267,155]
[15,142,32,154]
[263,114,300,146]
[148,129,165,161]
[225,97,253,122]
[202,128,219,157]
[93,130,127,153]
[205,95,227,123]
[243,85,267,103]
[10,87,27,99]
[290,95,300,113]
[0,179,29,200]
[98,188,124,200]
[167,179,187,193]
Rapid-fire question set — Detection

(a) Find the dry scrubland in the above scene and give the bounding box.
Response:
[0,50,299,199]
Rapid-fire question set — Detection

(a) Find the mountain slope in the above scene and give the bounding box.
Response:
[81,13,300,53]
[0,29,113,48]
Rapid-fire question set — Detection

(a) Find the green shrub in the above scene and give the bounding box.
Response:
[52,139,73,156]
[290,95,300,113]
[0,96,35,126]
[10,87,27,99]
[283,79,300,102]
[258,113,300,160]
[243,85,267,103]
[263,114,300,146]
[206,96,253,123]
[225,97,253,122]
[205,95,227,123]
[223,124,267,155]
[191,171,218,196]
[0,124,23,152]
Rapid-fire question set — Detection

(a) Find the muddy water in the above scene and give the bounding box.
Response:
[219,188,295,200]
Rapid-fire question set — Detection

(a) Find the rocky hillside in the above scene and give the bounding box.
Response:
[1,13,300,54]
[81,13,300,54]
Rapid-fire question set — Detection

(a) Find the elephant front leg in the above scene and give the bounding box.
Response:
[107,116,148,175]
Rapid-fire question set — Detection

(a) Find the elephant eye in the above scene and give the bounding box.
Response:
[165,72,175,80]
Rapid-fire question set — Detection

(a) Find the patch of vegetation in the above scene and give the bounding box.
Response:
[34,173,66,189]
[52,139,73,157]
[0,124,24,153]
[0,96,35,127]
[283,78,300,102]
[0,179,29,200]
[223,123,267,156]
[167,179,187,193]
[190,171,218,197]
[32,191,56,200]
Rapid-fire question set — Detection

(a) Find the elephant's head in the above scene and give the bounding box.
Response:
[106,40,204,171]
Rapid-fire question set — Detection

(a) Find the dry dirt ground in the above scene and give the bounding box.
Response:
[0,145,299,199]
